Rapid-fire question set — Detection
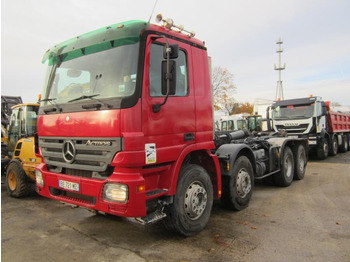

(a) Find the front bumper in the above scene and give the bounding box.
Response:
[35,163,147,217]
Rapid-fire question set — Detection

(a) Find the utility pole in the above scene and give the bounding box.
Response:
[274,38,286,100]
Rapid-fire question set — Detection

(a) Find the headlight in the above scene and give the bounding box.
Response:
[103,183,128,203]
[35,169,44,187]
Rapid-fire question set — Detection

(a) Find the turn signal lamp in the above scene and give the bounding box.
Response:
[137,185,146,192]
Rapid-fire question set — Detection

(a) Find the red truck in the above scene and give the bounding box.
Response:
[35,16,308,236]
[271,96,350,159]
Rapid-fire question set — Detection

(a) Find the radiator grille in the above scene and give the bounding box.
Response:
[39,137,122,172]
[275,124,309,134]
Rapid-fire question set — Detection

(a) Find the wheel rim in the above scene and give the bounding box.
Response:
[8,171,17,191]
[236,168,252,198]
[184,181,208,220]
[284,155,293,178]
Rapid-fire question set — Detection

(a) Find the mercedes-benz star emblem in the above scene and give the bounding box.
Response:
[63,140,76,163]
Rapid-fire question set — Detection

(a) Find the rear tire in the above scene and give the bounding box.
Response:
[293,144,306,180]
[163,164,213,236]
[329,135,338,156]
[5,160,30,198]
[1,142,8,175]
[221,156,254,211]
[339,135,348,152]
[273,146,294,187]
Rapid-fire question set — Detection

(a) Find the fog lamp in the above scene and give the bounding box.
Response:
[35,169,44,187]
[103,183,128,203]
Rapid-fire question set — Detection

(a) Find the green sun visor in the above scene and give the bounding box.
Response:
[42,20,148,65]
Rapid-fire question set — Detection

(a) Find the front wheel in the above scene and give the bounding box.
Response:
[221,156,254,211]
[316,138,328,160]
[273,146,294,187]
[163,164,213,236]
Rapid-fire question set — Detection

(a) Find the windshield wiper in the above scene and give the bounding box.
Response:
[68,94,100,103]
[41,98,63,113]
[68,94,113,109]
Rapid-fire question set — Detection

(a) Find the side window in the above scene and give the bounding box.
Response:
[8,108,20,153]
[315,102,322,116]
[228,120,234,130]
[221,121,227,131]
[149,43,188,97]
[9,108,20,136]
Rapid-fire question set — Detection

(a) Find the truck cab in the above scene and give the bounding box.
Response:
[271,96,329,157]
[36,19,220,235]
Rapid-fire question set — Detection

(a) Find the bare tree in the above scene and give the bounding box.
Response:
[212,66,237,114]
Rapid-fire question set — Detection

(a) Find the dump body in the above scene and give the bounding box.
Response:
[327,109,350,133]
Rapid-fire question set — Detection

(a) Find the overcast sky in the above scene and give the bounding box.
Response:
[2,0,350,106]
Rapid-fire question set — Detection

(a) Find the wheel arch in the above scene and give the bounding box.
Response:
[169,144,221,198]
[267,137,308,166]
[216,143,256,176]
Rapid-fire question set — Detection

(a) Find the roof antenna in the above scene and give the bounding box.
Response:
[148,0,158,23]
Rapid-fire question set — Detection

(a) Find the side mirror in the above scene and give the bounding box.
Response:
[321,104,327,115]
[163,44,179,59]
[161,60,176,95]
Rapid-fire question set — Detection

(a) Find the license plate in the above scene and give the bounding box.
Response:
[59,180,80,192]
[308,140,317,145]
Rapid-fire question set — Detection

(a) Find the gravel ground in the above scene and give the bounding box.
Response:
[2,152,350,262]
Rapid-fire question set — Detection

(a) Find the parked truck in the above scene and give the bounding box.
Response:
[218,114,247,131]
[218,114,262,132]
[35,16,308,236]
[271,96,350,159]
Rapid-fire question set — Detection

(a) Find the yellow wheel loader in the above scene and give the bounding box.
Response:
[2,103,41,197]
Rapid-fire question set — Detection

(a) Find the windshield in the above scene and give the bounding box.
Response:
[42,43,139,105]
[273,103,314,119]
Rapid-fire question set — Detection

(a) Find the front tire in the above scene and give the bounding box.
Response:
[316,138,328,160]
[273,146,294,187]
[163,164,213,236]
[221,156,254,211]
[5,160,30,198]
